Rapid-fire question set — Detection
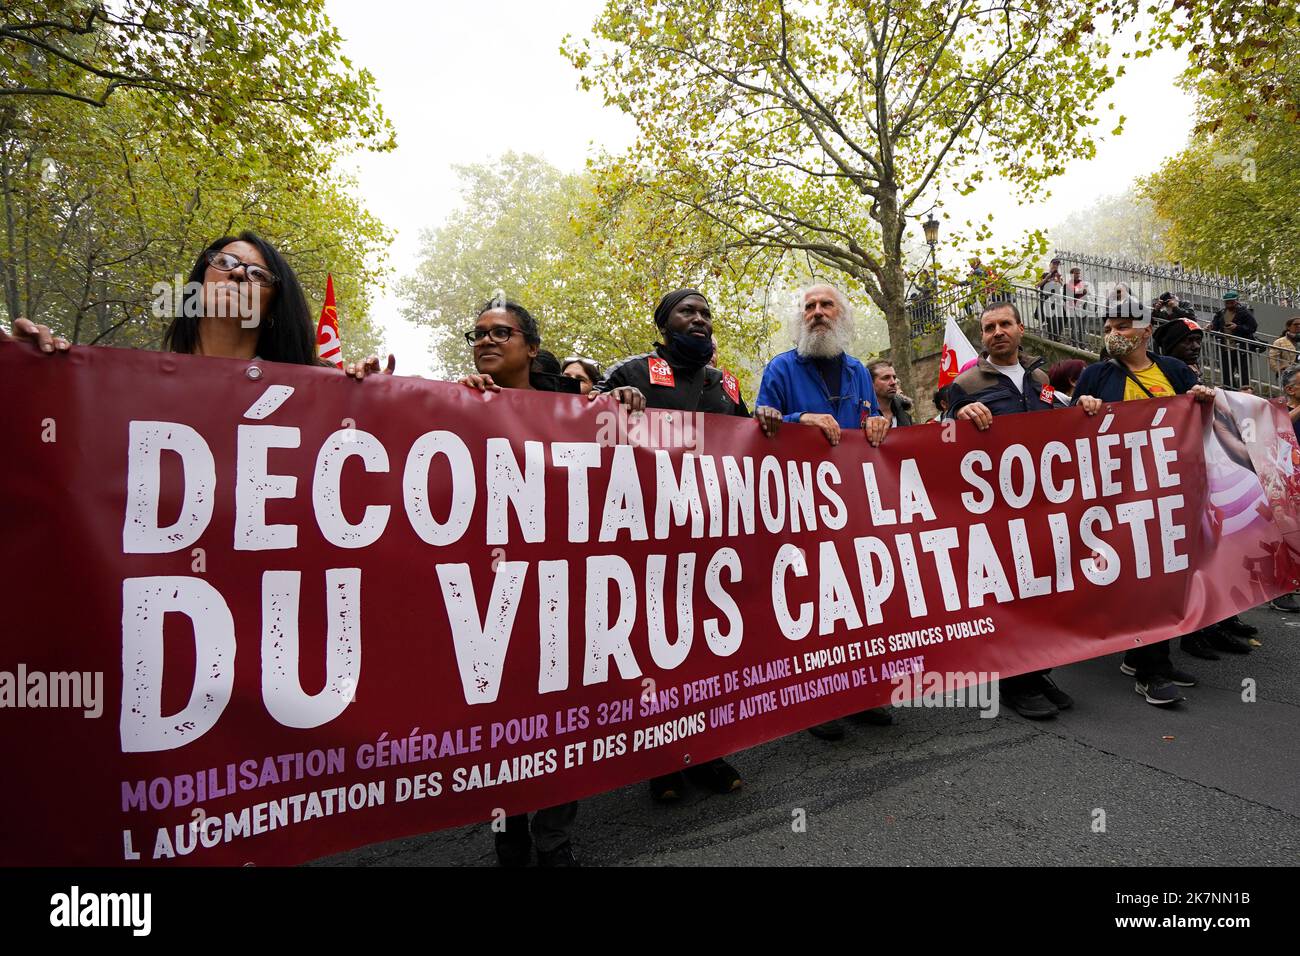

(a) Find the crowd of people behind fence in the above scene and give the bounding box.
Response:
[5,231,1300,867]
[921,255,1299,395]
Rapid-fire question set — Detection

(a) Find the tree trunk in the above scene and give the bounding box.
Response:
[875,186,917,401]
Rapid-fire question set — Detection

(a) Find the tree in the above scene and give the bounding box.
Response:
[399,152,802,394]
[1133,5,1299,286]
[1047,186,1168,262]
[1140,87,1298,285]
[0,1,394,159]
[565,0,1126,396]
[0,1,394,358]
[1115,0,1300,129]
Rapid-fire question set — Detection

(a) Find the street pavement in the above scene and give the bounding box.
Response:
[317,605,1300,867]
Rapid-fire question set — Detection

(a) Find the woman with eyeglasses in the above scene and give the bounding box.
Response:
[457,297,597,867]
[164,233,317,363]
[6,231,391,376]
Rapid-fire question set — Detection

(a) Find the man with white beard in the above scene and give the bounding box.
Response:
[755,284,889,447]
[755,283,894,740]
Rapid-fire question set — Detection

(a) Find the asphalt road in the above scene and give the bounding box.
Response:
[317,605,1300,867]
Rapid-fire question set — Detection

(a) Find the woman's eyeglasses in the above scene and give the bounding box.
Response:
[464,326,520,345]
[205,251,279,286]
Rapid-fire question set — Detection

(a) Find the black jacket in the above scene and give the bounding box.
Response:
[1073,354,1199,402]
[887,395,914,427]
[1152,304,1197,324]
[596,344,749,416]
[946,351,1055,419]
[1210,306,1258,341]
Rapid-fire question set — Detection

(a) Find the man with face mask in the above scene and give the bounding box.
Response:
[1074,311,1218,705]
[595,288,780,802]
[1268,317,1300,379]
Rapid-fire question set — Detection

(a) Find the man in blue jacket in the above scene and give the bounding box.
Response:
[947,302,1104,720]
[755,283,891,740]
[755,283,889,448]
[1074,311,1218,707]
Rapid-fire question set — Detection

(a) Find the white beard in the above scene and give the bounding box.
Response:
[796,323,848,359]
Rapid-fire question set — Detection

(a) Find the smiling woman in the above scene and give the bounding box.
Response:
[458,299,541,391]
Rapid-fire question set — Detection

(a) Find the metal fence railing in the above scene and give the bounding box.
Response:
[1052,250,1298,316]
[906,280,1292,397]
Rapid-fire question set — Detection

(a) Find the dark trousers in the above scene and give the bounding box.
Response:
[1220,344,1248,388]
[1124,641,1173,683]
[1002,670,1049,695]
[505,802,577,852]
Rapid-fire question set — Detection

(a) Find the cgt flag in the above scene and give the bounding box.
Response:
[316,274,343,369]
[938,315,979,388]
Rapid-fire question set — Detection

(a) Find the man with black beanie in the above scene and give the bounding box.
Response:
[1152,317,1205,380]
[1152,318,1260,656]
[593,288,781,803]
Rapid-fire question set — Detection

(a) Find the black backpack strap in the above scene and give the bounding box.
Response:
[1109,358,1155,399]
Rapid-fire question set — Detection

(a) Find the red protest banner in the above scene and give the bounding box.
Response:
[1,346,1297,866]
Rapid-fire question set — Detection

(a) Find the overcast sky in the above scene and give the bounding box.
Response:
[326,1,1195,377]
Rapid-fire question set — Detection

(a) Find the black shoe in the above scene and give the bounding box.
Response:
[1218,615,1258,638]
[807,719,845,741]
[537,842,578,867]
[1135,679,1182,706]
[1180,631,1220,660]
[1038,675,1073,710]
[1163,666,1197,687]
[1270,593,1300,613]
[1002,690,1058,719]
[847,707,896,726]
[494,814,532,867]
[685,757,742,794]
[1205,626,1252,654]
[649,772,686,803]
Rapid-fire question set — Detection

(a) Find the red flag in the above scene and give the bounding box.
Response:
[316,274,343,369]
[938,315,979,388]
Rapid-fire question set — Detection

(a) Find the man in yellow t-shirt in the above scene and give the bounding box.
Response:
[1122,361,1176,401]
[1073,312,1219,707]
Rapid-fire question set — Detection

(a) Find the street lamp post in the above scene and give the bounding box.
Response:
[923,214,940,285]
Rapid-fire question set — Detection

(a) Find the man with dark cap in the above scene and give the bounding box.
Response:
[1210,291,1258,388]
[593,288,781,803]
[595,289,765,421]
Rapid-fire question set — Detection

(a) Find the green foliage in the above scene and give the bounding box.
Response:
[564,0,1126,394]
[399,152,803,396]
[1141,96,1298,285]
[0,0,394,358]
[1047,187,1167,262]
[1136,8,1299,284]
[0,1,394,159]
[1112,0,1300,129]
